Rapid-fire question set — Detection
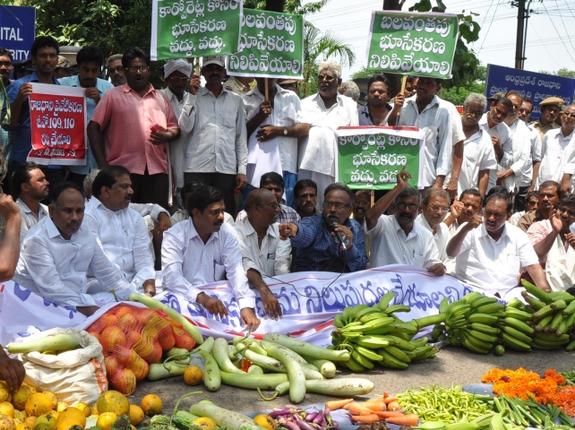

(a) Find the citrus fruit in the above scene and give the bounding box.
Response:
[24,417,36,429]
[191,417,216,430]
[40,394,57,412]
[12,385,35,411]
[96,412,117,430]
[0,415,14,430]
[15,422,27,430]
[25,393,55,417]
[127,405,144,426]
[55,404,68,414]
[0,401,15,418]
[95,391,129,416]
[0,382,10,402]
[140,394,162,416]
[70,404,90,419]
[253,414,275,430]
[32,413,57,430]
[183,366,203,386]
[55,408,85,430]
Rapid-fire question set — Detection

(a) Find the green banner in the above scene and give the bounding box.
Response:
[367,11,459,79]
[227,9,303,79]
[336,127,424,190]
[151,0,242,61]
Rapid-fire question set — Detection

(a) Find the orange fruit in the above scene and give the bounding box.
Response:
[12,385,35,411]
[55,407,85,430]
[95,391,129,416]
[0,401,15,418]
[191,417,216,430]
[0,415,14,430]
[253,414,275,430]
[183,366,203,386]
[96,412,117,430]
[140,394,162,416]
[127,405,144,426]
[25,393,54,418]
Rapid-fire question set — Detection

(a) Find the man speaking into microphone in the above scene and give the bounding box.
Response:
[279,183,367,272]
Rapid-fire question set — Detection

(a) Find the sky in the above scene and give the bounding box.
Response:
[304,0,575,80]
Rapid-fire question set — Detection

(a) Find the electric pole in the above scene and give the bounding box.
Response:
[512,0,537,69]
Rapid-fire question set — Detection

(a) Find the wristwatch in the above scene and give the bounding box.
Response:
[283,128,288,136]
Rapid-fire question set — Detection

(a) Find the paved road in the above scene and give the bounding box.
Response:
[132,347,575,416]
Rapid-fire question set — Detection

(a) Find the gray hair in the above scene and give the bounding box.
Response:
[338,80,360,101]
[106,53,122,64]
[318,61,341,80]
[464,93,487,111]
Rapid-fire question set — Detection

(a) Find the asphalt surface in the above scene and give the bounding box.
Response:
[131,347,575,416]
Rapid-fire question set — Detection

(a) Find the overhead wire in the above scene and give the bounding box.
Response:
[539,2,575,63]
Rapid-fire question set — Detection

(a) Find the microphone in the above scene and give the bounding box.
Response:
[327,215,349,251]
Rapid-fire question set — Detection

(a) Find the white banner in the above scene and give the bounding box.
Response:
[0,266,473,346]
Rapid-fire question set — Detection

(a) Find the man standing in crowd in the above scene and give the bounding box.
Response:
[7,37,62,189]
[518,181,561,232]
[160,59,196,203]
[242,77,304,205]
[15,182,132,315]
[446,190,550,295]
[455,93,497,197]
[162,185,260,331]
[12,163,49,242]
[183,56,247,216]
[280,183,367,273]
[0,48,12,147]
[293,179,317,219]
[297,62,358,207]
[358,74,399,126]
[106,54,126,87]
[365,171,445,275]
[84,166,156,297]
[531,96,563,139]
[234,188,290,319]
[59,46,114,186]
[88,47,180,208]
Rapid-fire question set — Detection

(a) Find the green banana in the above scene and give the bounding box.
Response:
[565,339,575,351]
[384,304,411,314]
[532,303,556,321]
[468,294,498,309]
[355,345,384,362]
[439,297,449,314]
[549,312,564,332]
[383,345,412,363]
[378,348,410,369]
[502,326,533,345]
[462,336,491,354]
[351,349,375,369]
[466,329,498,344]
[521,292,545,310]
[504,307,533,321]
[556,318,570,336]
[535,314,554,331]
[547,291,575,303]
[381,335,417,351]
[532,332,570,343]
[354,335,391,349]
[362,316,397,331]
[469,323,499,336]
[473,302,505,314]
[506,298,525,309]
[501,332,532,352]
[358,311,389,323]
[468,313,500,325]
[354,306,384,321]
[503,317,534,335]
[463,291,483,303]
[377,291,396,310]
[334,314,345,328]
[343,355,366,372]
[562,297,575,314]
[521,279,552,303]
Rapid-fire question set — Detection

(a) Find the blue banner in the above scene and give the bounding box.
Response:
[485,64,575,120]
[0,6,36,63]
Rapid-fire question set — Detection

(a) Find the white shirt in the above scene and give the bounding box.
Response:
[84,197,155,291]
[415,213,450,262]
[242,84,301,174]
[503,118,534,189]
[455,128,497,194]
[368,214,441,269]
[452,222,539,292]
[184,87,247,175]
[16,198,48,243]
[161,219,255,309]
[14,217,131,308]
[479,114,513,190]
[160,88,196,188]
[397,95,455,187]
[298,93,358,176]
[538,128,575,185]
[233,216,291,277]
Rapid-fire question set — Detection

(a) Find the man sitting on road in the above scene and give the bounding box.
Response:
[12,163,49,242]
[446,189,550,295]
[416,188,451,262]
[442,188,483,235]
[234,189,291,320]
[84,166,156,297]
[365,171,444,275]
[280,183,367,273]
[162,185,260,331]
[15,182,132,315]
[293,179,317,219]
[517,181,561,232]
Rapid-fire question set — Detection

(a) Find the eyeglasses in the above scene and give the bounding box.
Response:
[396,202,419,211]
[428,205,449,213]
[323,201,350,210]
[125,65,149,72]
[0,61,11,67]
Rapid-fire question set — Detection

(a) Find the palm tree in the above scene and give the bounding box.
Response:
[301,22,355,96]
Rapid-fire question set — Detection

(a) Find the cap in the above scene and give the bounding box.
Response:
[164,59,192,79]
[278,78,298,85]
[202,56,225,68]
[540,96,565,107]
[56,55,71,69]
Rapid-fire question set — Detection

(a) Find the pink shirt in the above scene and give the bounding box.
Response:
[91,84,178,175]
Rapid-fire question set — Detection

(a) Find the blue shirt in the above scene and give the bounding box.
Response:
[58,76,113,174]
[290,214,367,273]
[7,72,59,164]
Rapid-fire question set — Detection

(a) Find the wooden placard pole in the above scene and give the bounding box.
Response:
[264,77,269,101]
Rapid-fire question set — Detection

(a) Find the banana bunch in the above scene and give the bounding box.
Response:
[498,298,535,353]
[434,291,506,354]
[332,292,441,372]
[520,280,575,351]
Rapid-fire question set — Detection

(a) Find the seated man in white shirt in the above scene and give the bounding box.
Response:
[446,189,551,295]
[12,163,49,242]
[443,188,483,235]
[15,182,132,316]
[162,185,260,331]
[234,189,291,319]
[416,188,451,261]
[84,166,156,296]
[365,171,445,275]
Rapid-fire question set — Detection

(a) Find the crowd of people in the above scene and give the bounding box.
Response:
[0,36,574,334]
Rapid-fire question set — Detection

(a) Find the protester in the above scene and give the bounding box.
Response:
[0,193,21,281]
[106,53,126,87]
[12,163,49,242]
[443,188,483,234]
[416,188,451,261]
[338,80,360,102]
[531,96,563,139]
[58,45,114,186]
[446,189,551,294]
[234,189,290,319]
[88,47,180,208]
[280,183,367,273]
[183,56,247,216]
[161,185,260,331]
[0,48,12,148]
[170,182,234,225]
[528,194,575,291]
[517,181,561,232]
[510,190,539,226]
[15,182,132,315]
[293,179,317,219]
[358,74,399,126]
[365,171,444,275]
[84,166,156,297]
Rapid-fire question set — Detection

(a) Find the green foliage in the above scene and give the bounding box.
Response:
[439,80,485,105]
[556,68,575,79]
[244,0,327,14]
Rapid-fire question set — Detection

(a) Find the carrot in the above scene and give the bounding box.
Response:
[344,402,374,416]
[325,398,354,411]
[385,413,419,426]
[364,398,386,411]
[386,401,402,411]
[374,410,404,419]
[351,414,380,424]
[384,395,398,404]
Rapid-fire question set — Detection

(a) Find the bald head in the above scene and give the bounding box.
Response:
[245,188,276,212]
